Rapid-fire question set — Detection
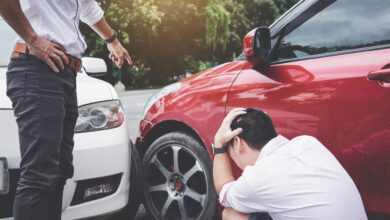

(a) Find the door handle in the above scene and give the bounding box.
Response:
[367,69,390,80]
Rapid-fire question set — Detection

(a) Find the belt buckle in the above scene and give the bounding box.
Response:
[67,56,82,72]
[76,59,82,72]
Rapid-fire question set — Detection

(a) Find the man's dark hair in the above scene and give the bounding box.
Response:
[229,108,277,150]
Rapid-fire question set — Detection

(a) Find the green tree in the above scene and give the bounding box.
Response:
[274,0,300,13]
[80,0,299,88]
[82,0,231,87]
[218,0,279,61]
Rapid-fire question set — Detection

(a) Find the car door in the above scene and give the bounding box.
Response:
[226,0,390,215]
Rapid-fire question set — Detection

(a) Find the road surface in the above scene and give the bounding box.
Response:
[119,89,159,220]
[119,89,159,142]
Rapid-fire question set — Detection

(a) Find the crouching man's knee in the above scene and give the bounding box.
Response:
[222,207,251,220]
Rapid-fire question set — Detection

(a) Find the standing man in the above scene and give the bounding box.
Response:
[213,108,367,220]
[0,0,131,219]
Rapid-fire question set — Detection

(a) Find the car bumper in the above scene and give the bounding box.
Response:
[0,110,131,220]
[62,123,131,220]
[135,119,154,151]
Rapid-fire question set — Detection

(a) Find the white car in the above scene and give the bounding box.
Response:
[0,19,142,220]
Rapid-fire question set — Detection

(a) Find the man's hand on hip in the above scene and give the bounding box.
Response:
[0,0,67,73]
[28,37,68,73]
[107,39,132,68]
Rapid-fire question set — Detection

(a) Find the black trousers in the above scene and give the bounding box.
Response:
[249,213,273,220]
[6,54,78,220]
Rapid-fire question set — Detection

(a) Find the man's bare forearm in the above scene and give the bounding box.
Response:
[0,0,38,44]
[213,153,235,195]
[89,16,132,67]
[90,17,117,44]
[213,108,246,195]
[0,0,68,72]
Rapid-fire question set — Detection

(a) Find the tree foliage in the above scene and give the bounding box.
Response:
[81,0,299,88]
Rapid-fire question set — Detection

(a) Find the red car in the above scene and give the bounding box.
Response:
[136,0,390,219]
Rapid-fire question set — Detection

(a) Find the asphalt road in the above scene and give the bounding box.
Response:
[119,89,159,220]
[119,89,159,142]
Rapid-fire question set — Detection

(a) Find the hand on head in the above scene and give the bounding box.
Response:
[214,108,247,148]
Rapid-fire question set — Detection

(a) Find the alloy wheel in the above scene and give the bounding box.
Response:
[145,144,208,220]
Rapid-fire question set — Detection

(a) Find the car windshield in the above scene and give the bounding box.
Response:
[0,19,18,67]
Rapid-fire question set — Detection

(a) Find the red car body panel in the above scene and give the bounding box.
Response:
[137,48,390,215]
[227,48,390,214]
[137,2,390,214]
[136,61,246,157]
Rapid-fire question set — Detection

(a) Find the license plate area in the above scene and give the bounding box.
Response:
[0,158,9,194]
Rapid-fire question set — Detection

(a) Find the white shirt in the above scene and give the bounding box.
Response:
[219,135,367,220]
[17,0,104,57]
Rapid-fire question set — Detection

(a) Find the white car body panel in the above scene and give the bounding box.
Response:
[0,110,20,169]
[0,68,114,109]
[62,123,130,220]
[0,68,12,109]
[0,66,132,219]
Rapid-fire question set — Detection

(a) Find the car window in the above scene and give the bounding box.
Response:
[273,0,390,61]
[235,52,246,61]
[0,19,18,67]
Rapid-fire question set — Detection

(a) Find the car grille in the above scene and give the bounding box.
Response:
[70,173,122,206]
[0,169,20,218]
[0,170,123,218]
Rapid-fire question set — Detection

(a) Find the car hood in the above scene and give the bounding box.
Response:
[144,60,246,119]
[0,67,114,109]
[180,61,246,86]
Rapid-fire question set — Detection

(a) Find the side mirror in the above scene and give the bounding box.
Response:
[81,57,107,77]
[243,27,271,66]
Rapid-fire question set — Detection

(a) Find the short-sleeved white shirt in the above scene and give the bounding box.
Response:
[17,0,104,57]
[219,135,367,220]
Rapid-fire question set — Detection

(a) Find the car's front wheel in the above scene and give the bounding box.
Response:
[143,132,217,220]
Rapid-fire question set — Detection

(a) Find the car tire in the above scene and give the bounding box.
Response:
[143,132,218,220]
[108,142,143,220]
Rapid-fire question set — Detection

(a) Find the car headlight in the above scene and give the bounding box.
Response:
[143,82,181,118]
[75,100,125,133]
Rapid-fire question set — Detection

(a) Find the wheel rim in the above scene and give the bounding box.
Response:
[145,144,208,220]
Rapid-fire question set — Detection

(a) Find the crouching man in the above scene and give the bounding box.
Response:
[212,108,367,220]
